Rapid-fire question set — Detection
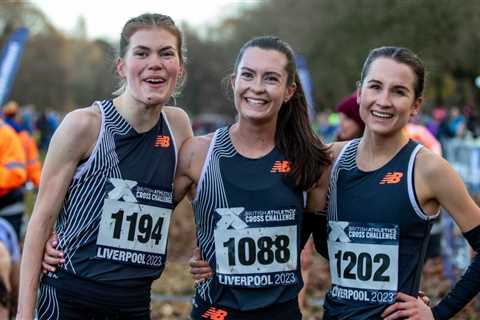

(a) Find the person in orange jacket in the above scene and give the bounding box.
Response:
[0,115,27,240]
[3,102,41,188]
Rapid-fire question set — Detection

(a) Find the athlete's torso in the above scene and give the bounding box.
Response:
[192,127,304,311]
[48,100,177,287]
[324,139,436,320]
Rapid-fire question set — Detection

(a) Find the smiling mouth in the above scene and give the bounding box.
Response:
[371,110,393,119]
[144,78,166,85]
[245,97,269,106]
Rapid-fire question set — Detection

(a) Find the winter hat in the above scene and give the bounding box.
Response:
[335,93,365,130]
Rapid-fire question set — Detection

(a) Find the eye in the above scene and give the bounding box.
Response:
[265,75,280,83]
[241,71,254,80]
[134,51,148,58]
[368,83,381,90]
[393,89,407,96]
[161,50,176,58]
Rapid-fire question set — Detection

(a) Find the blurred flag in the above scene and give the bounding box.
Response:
[295,54,315,121]
[0,27,29,107]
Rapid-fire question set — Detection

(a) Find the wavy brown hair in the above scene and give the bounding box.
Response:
[233,36,330,190]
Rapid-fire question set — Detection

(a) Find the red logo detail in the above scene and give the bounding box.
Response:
[379,172,403,184]
[201,307,228,320]
[155,135,170,148]
[271,160,291,173]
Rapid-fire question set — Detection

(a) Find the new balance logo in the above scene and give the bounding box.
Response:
[201,307,228,319]
[271,160,291,173]
[379,172,403,184]
[155,135,170,148]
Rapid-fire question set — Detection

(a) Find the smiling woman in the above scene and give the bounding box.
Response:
[173,36,330,320]
[17,13,193,320]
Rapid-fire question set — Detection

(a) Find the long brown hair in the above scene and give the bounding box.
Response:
[233,36,330,190]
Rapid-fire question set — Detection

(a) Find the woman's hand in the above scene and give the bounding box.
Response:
[189,247,213,284]
[41,233,65,273]
[381,292,434,320]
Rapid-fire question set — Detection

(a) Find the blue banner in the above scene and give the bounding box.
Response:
[0,27,29,107]
[295,54,315,121]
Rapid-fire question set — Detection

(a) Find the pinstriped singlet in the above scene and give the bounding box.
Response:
[192,127,304,311]
[323,139,438,320]
[45,100,177,286]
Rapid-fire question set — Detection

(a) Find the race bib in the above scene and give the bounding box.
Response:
[213,207,299,288]
[95,178,172,267]
[327,221,399,304]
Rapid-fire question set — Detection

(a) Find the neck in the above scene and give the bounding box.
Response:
[357,129,409,171]
[229,118,277,158]
[113,95,163,132]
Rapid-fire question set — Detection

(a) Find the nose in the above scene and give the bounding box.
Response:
[148,54,164,70]
[249,77,265,93]
[376,88,392,107]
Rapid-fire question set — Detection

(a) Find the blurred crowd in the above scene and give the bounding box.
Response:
[0,101,59,316]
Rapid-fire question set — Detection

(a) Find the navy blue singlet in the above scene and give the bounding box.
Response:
[38,100,177,317]
[192,127,304,312]
[323,139,438,320]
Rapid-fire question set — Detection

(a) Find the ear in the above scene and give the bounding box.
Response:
[410,97,423,117]
[284,82,297,103]
[177,63,185,81]
[355,82,362,105]
[116,57,126,79]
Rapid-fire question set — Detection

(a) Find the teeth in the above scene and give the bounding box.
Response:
[245,97,267,105]
[145,79,164,83]
[371,110,393,119]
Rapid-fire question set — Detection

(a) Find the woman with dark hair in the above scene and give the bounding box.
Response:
[17,13,193,319]
[40,35,331,319]
[174,36,330,319]
[307,46,480,320]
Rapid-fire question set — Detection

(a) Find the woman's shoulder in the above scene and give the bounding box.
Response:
[61,104,101,137]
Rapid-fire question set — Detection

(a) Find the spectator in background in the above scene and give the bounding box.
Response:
[448,106,466,138]
[0,217,21,319]
[3,102,42,188]
[0,116,27,240]
[335,92,365,141]
[426,107,447,139]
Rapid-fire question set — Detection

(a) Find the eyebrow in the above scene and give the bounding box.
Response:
[133,45,176,52]
[240,66,283,78]
[367,79,411,92]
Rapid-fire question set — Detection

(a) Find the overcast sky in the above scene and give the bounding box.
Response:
[30,0,259,40]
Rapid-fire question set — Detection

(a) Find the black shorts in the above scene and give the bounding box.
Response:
[38,275,151,320]
[191,296,302,320]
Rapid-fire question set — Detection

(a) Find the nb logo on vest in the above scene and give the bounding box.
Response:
[155,135,170,148]
[201,307,228,320]
[271,160,291,173]
[379,172,403,185]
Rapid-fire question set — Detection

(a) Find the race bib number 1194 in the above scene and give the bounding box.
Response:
[97,199,171,255]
